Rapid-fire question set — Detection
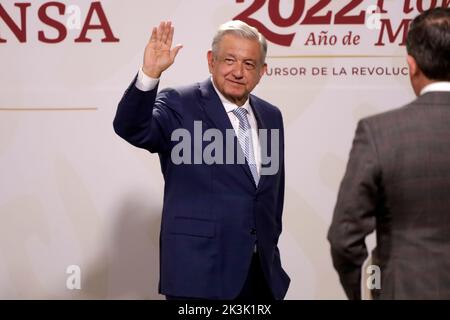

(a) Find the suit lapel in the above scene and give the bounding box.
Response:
[250,95,270,191]
[198,79,233,133]
[198,79,256,186]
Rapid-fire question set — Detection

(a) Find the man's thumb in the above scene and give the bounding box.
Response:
[171,44,183,60]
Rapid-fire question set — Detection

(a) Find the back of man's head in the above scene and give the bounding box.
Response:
[406,7,450,81]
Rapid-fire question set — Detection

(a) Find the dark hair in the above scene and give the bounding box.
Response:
[406,7,450,81]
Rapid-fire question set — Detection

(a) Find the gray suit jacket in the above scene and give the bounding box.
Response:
[328,91,450,299]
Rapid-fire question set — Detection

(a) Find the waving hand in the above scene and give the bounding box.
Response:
[142,21,183,78]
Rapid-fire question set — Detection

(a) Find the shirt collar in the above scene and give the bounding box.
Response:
[420,81,450,95]
[210,77,253,116]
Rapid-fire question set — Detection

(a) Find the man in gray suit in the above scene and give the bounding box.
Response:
[328,7,450,300]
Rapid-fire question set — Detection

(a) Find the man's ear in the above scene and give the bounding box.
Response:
[407,55,418,77]
[207,50,214,73]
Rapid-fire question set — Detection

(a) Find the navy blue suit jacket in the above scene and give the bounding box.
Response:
[113,77,290,299]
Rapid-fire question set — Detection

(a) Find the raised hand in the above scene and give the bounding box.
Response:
[142,21,183,78]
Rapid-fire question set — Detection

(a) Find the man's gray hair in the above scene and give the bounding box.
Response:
[211,20,268,65]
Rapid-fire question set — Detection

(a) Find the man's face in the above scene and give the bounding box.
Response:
[208,34,267,106]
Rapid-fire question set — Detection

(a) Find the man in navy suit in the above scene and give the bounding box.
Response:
[113,20,289,300]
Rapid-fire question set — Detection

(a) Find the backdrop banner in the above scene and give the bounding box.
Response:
[0,0,439,299]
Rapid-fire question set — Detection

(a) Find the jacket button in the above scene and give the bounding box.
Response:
[250,228,257,235]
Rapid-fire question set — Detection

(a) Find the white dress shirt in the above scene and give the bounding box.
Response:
[420,81,450,95]
[135,68,262,174]
[210,78,261,175]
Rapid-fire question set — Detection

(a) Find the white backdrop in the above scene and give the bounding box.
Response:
[1,0,428,299]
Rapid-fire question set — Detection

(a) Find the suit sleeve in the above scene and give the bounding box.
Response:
[113,76,183,154]
[276,110,285,239]
[327,119,380,300]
